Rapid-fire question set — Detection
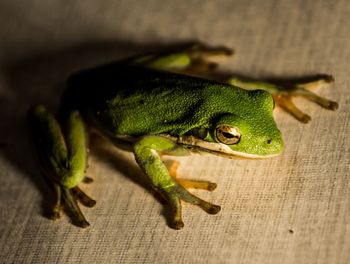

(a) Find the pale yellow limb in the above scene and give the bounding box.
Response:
[274,95,311,123]
[175,179,217,191]
[168,160,217,191]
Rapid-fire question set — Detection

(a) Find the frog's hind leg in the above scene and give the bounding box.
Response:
[229,74,338,123]
[132,42,233,76]
[28,105,95,227]
[133,136,221,229]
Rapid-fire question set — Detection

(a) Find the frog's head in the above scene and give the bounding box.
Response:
[208,90,284,158]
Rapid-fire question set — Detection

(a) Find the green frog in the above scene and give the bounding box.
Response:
[28,43,338,229]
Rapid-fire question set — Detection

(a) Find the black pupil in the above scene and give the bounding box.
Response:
[222,131,237,139]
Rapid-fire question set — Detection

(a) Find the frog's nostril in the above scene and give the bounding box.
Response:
[267,139,272,144]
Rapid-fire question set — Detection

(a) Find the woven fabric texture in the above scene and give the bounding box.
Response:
[0,1,349,263]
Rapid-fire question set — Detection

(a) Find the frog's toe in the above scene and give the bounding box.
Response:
[302,90,339,110]
[280,75,338,112]
[327,100,339,110]
[176,179,217,191]
[296,74,335,90]
[46,183,94,227]
[166,195,184,230]
[61,186,92,228]
[50,205,61,220]
[164,184,221,229]
[291,83,339,111]
[71,186,96,208]
[48,184,62,220]
[188,42,233,60]
[274,95,312,123]
[183,43,233,75]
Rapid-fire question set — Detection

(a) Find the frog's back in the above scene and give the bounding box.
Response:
[65,63,260,136]
[66,62,206,104]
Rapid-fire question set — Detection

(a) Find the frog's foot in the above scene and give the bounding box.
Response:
[183,42,233,74]
[51,182,96,228]
[28,105,93,227]
[163,183,221,229]
[294,75,338,110]
[274,76,338,123]
[230,75,338,123]
[137,42,233,75]
[71,186,96,207]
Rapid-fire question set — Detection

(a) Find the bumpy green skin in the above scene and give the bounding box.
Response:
[65,111,87,188]
[29,105,87,188]
[66,63,283,156]
[134,136,180,189]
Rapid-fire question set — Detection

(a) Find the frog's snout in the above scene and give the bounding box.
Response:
[264,134,284,155]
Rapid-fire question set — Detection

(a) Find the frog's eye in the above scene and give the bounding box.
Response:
[215,125,241,145]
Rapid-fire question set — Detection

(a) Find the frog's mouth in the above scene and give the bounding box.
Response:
[176,135,282,159]
[112,134,282,159]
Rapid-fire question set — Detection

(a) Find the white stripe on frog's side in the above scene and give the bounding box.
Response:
[175,135,279,159]
[113,134,279,159]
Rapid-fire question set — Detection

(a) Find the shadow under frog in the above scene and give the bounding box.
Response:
[0,40,174,220]
[0,39,335,228]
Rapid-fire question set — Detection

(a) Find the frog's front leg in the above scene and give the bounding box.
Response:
[229,75,338,123]
[28,105,95,227]
[133,136,221,229]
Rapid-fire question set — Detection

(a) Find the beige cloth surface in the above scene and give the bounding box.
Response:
[0,1,349,263]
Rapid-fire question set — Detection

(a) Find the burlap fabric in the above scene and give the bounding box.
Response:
[0,1,349,263]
